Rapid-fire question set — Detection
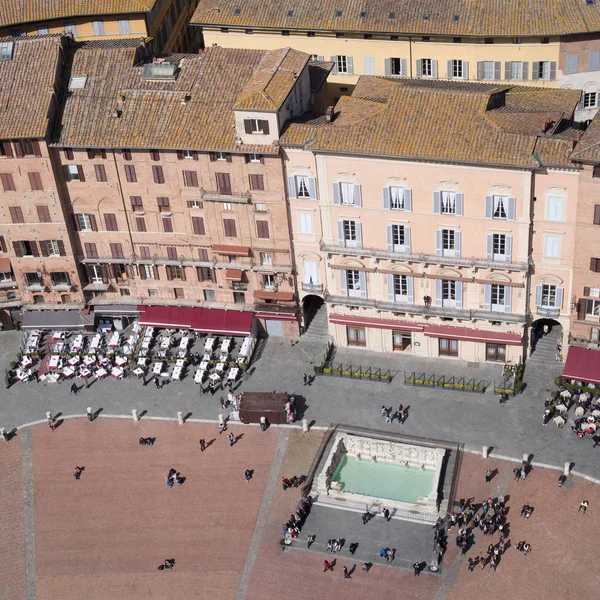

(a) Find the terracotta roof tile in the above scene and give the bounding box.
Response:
[54,44,304,151]
[1,1,153,27]
[0,35,64,139]
[192,0,600,37]
[570,116,600,163]
[282,77,580,169]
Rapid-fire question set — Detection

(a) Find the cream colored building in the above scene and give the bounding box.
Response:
[191,0,600,101]
[283,76,581,363]
[0,0,201,52]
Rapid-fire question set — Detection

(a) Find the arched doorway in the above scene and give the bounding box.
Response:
[302,295,325,336]
[529,318,563,360]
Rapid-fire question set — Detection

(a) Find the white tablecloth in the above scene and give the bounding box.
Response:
[137,357,148,366]
[194,370,205,383]
[228,368,239,381]
[216,362,226,373]
[199,360,209,371]
[220,339,231,353]
[90,336,101,351]
[171,366,182,380]
[54,342,65,353]
[132,367,145,377]
[80,367,92,378]
[63,367,75,378]
[48,355,60,370]
[67,356,80,366]
[114,356,127,366]
[83,355,96,366]
[160,337,171,350]
[179,337,189,349]
[108,333,120,348]
[204,338,215,351]
[20,357,33,369]
[239,337,252,357]
[152,362,163,375]
[96,368,108,378]
[208,373,221,383]
[111,367,124,379]
[52,331,65,340]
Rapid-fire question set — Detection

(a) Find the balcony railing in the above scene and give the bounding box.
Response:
[201,190,251,204]
[0,279,17,290]
[325,292,526,324]
[302,282,324,293]
[320,241,528,272]
[50,283,72,292]
[230,282,248,291]
[536,306,561,319]
[254,302,297,315]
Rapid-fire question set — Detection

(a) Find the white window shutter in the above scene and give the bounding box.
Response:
[359,270,367,298]
[338,221,345,247]
[486,234,493,260]
[383,187,391,209]
[477,61,484,80]
[340,270,348,296]
[494,61,501,80]
[505,61,512,80]
[504,286,512,313]
[462,61,469,79]
[435,279,443,306]
[330,56,338,74]
[455,281,463,309]
[384,58,391,76]
[354,185,362,207]
[485,195,493,218]
[436,230,443,256]
[454,231,461,257]
[505,236,512,262]
[455,193,463,216]
[589,51,600,72]
[287,176,297,199]
[407,276,414,304]
[386,224,394,251]
[401,58,407,76]
[387,274,395,301]
[550,61,556,80]
[507,197,516,221]
[484,284,492,311]
[332,182,341,204]
[347,56,354,75]
[404,188,412,212]
[432,60,438,78]
[416,60,423,78]
[532,62,539,80]
[447,59,453,78]
[556,286,563,309]
[522,62,529,80]
[404,227,411,252]
[534,284,542,307]
[433,191,441,214]
[355,222,363,249]
[308,177,317,200]
[365,56,375,75]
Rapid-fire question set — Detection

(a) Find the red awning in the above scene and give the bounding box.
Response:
[212,244,251,256]
[563,346,600,385]
[138,306,195,328]
[253,291,295,301]
[225,269,243,281]
[329,314,424,332]
[191,309,254,336]
[0,257,11,272]
[424,325,522,345]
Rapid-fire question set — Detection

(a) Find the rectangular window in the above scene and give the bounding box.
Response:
[65,164,84,181]
[390,57,403,75]
[442,229,455,252]
[336,55,350,74]
[346,269,363,296]
[392,331,412,351]
[212,151,228,161]
[594,205,600,224]
[9,206,24,223]
[294,176,313,198]
[77,214,94,231]
[393,274,408,299]
[0,41,14,60]
[152,166,165,184]
[249,174,264,190]
[590,257,600,273]
[545,235,560,257]
[136,217,147,232]
[256,220,270,239]
[547,196,564,222]
[298,212,314,234]
[493,233,507,259]
[204,289,216,302]
[223,218,237,237]
[510,61,523,80]
[247,153,262,163]
[197,267,213,282]
[442,279,457,302]
[255,203,267,212]
[183,170,199,187]
[94,164,107,182]
[486,343,506,362]
[191,216,205,235]
[541,284,558,307]
[584,92,598,108]
[490,284,506,310]
[166,247,178,261]
[441,191,456,214]
[244,119,270,135]
[171,267,183,280]
[223,203,232,211]
[216,172,232,194]
[347,326,366,347]
[36,205,51,222]
[104,213,118,231]
[566,53,578,74]
[162,217,173,232]
[0,173,16,191]
[139,246,150,259]
[391,225,406,251]
[28,172,44,191]
[339,182,355,205]
[389,187,405,209]
[535,61,554,80]
[198,248,209,261]
[439,338,458,356]
[493,195,508,219]
[586,299,600,316]
[124,164,137,182]
[118,19,131,34]
[122,149,132,161]
[157,197,170,212]
[130,196,143,210]
[64,22,77,36]
[483,61,496,79]
[110,243,124,259]
[92,20,105,36]
[46,240,60,256]
[343,220,357,246]
[452,59,463,78]
[263,274,275,289]
[420,58,433,77]
[260,252,273,265]
[233,291,245,304]
[84,243,98,258]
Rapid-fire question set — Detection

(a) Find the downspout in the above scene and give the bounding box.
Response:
[409,36,413,78]
[111,150,136,272]
[524,168,537,361]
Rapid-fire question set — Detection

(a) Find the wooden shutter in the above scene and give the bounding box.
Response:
[256,220,269,239]
[122,149,132,161]
[355,222,362,249]
[192,216,205,235]
[77,165,85,182]
[209,152,217,162]
[262,120,270,135]
[454,231,461,257]
[192,151,199,161]
[383,187,391,209]
[9,206,24,223]
[94,164,107,182]
[14,140,24,158]
[308,177,316,199]
[139,265,147,280]
[65,148,74,160]
[484,284,492,312]
[104,213,118,231]
[578,299,587,320]
[485,195,493,218]
[455,193,463,216]
[353,185,362,207]
[347,56,354,75]
[386,224,393,251]
[447,59,453,78]
[486,234,493,260]
[531,62,539,80]
[505,61,512,80]
[57,240,66,256]
[36,205,51,222]
[433,191,441,214]
[124,165,137,182]
[32,140,42,157]
[384,57,392,76]
[28,172,43,190]
[13,242,23,257]
[505,236,512,262]
[431,59,438,78]
[330,56,338,75]
[217,172,231,194]
[244,120,252,134]
[287,176,297,199]
[566,53,578,74]
[340,270,347,295]
[84,243,97,258]
[177,150,184,160]
[477,61,484,79]
[550,61,556,80]
[436,230,443,256]
[594,205,600,225]
[250,174,264,190]
[167,247,177,260]
[30,241,40,257]
[150,150,160,161]
[1,173,16,191]
[0,236,6,253]
[407,276,414,303]
[136,217,147,232]
[522,62,528,80]
[507,197,516,221]
[190,171,199,187]
[1,142,13,157]
[90,214,98,231]
[225,154,232,163]
[534,285,542,307]
[152,166,164,184]
[72,214,80,231]
[494,61,501,80]
[62,166,72,182]
[591,257,600,273]
[338,220,345,247]
[332,182,341,204]
[163,217,173,232]
[110,243,124,259]
[358,270,367,298]
[40,241,49,257]
[224,218,237,237]
[416,59,423,78]
[166,265,173,280]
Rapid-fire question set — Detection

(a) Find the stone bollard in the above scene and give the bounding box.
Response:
[0,427,7,441]
[564,462,571,476]
[523,453,529,464]
[86,407,93,422]
[132,409,139,422]
[218,414,225,427]
[177,411,184,425]
[46,411,52,421]
[302,418,309,433]
[482,446,490,459]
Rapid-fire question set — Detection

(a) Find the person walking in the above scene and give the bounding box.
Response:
[47,415,55,431]
[199,438,206,452]
[154,377,160,390]
[307,534,315,549]
[219,422,226,434]
[228,432,235,447]
[343,565,351,579]
[579,500,589,513]
[323,560,332,572]
[245,469,252,483]
[485,468,493,483]
[303,373,308,386]
[74,466,83,480]
[468,557,477,571]
[413,562,421,576]
[70,382,78,395]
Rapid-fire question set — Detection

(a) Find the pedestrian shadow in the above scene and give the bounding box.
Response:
[348,564,357,576]
[93,407,103,419]
[6,428,18,441]
[86,378,97,389]
[139,409,148,419]
[418,561,428,572]
[53,419,64,430]
[183,412,192,423]
[205,438,216,448]
[234,433,244,444]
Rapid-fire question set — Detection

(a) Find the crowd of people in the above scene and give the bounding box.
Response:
[381,404,408,424]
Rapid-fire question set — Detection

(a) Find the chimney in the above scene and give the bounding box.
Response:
[569,139,577,150]
[180,92,190,105]
[576,131,583,141]
[541,117,554,133]
[326,105,335,122]
[111,109,121,119]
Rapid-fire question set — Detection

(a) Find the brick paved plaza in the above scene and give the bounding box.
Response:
[0,417,599,600]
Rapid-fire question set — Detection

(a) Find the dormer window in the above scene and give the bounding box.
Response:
[0,42,15,61]
[244,119,270,135]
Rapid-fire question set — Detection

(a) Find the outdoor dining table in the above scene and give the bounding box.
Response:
[216,362,226,373]
[204,337,215,351]
[227,368,239,383]
[137,357,148,366]
[48,355,60,370]
[179,337,189,349]
[171,366,182,380]
[63,367,75,379]
[132,367,145,378]
[90,336,101,351]
[111,367,124,379]
[239,337,252,357]
[141,339,151,350]
[20,356,33,369]
[96,367,108,379]
[194,369,205,383]
[175,359,186,368]
[114,356,127,367]
[199,360,209,371]
[108,333,120,348]
[52,331,65,340]
[79,367,92,378]
[160,337,171,350]
[83,355,96,366]
[16,369,31,382]
[72,335,84,350]
[54,342,65,353]
[208,373,221,383]
[67,356,80,367]
[220,339,231,354]
[46,373,60,383]
[203,353,211,361]
[152,362,163,375]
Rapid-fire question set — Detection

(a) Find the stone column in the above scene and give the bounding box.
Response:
[132,409,139,422]
[177,411,184,425]
[564,462,571,476]
[482,446,490,459]
[302,418,309,433]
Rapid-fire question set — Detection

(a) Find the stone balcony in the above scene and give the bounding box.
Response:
[325,292,526,324]
[536,306,561,319]
[320,241,529,272]
[0,279,17,290]
[302,282,324,293]
[200,190,251,204]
